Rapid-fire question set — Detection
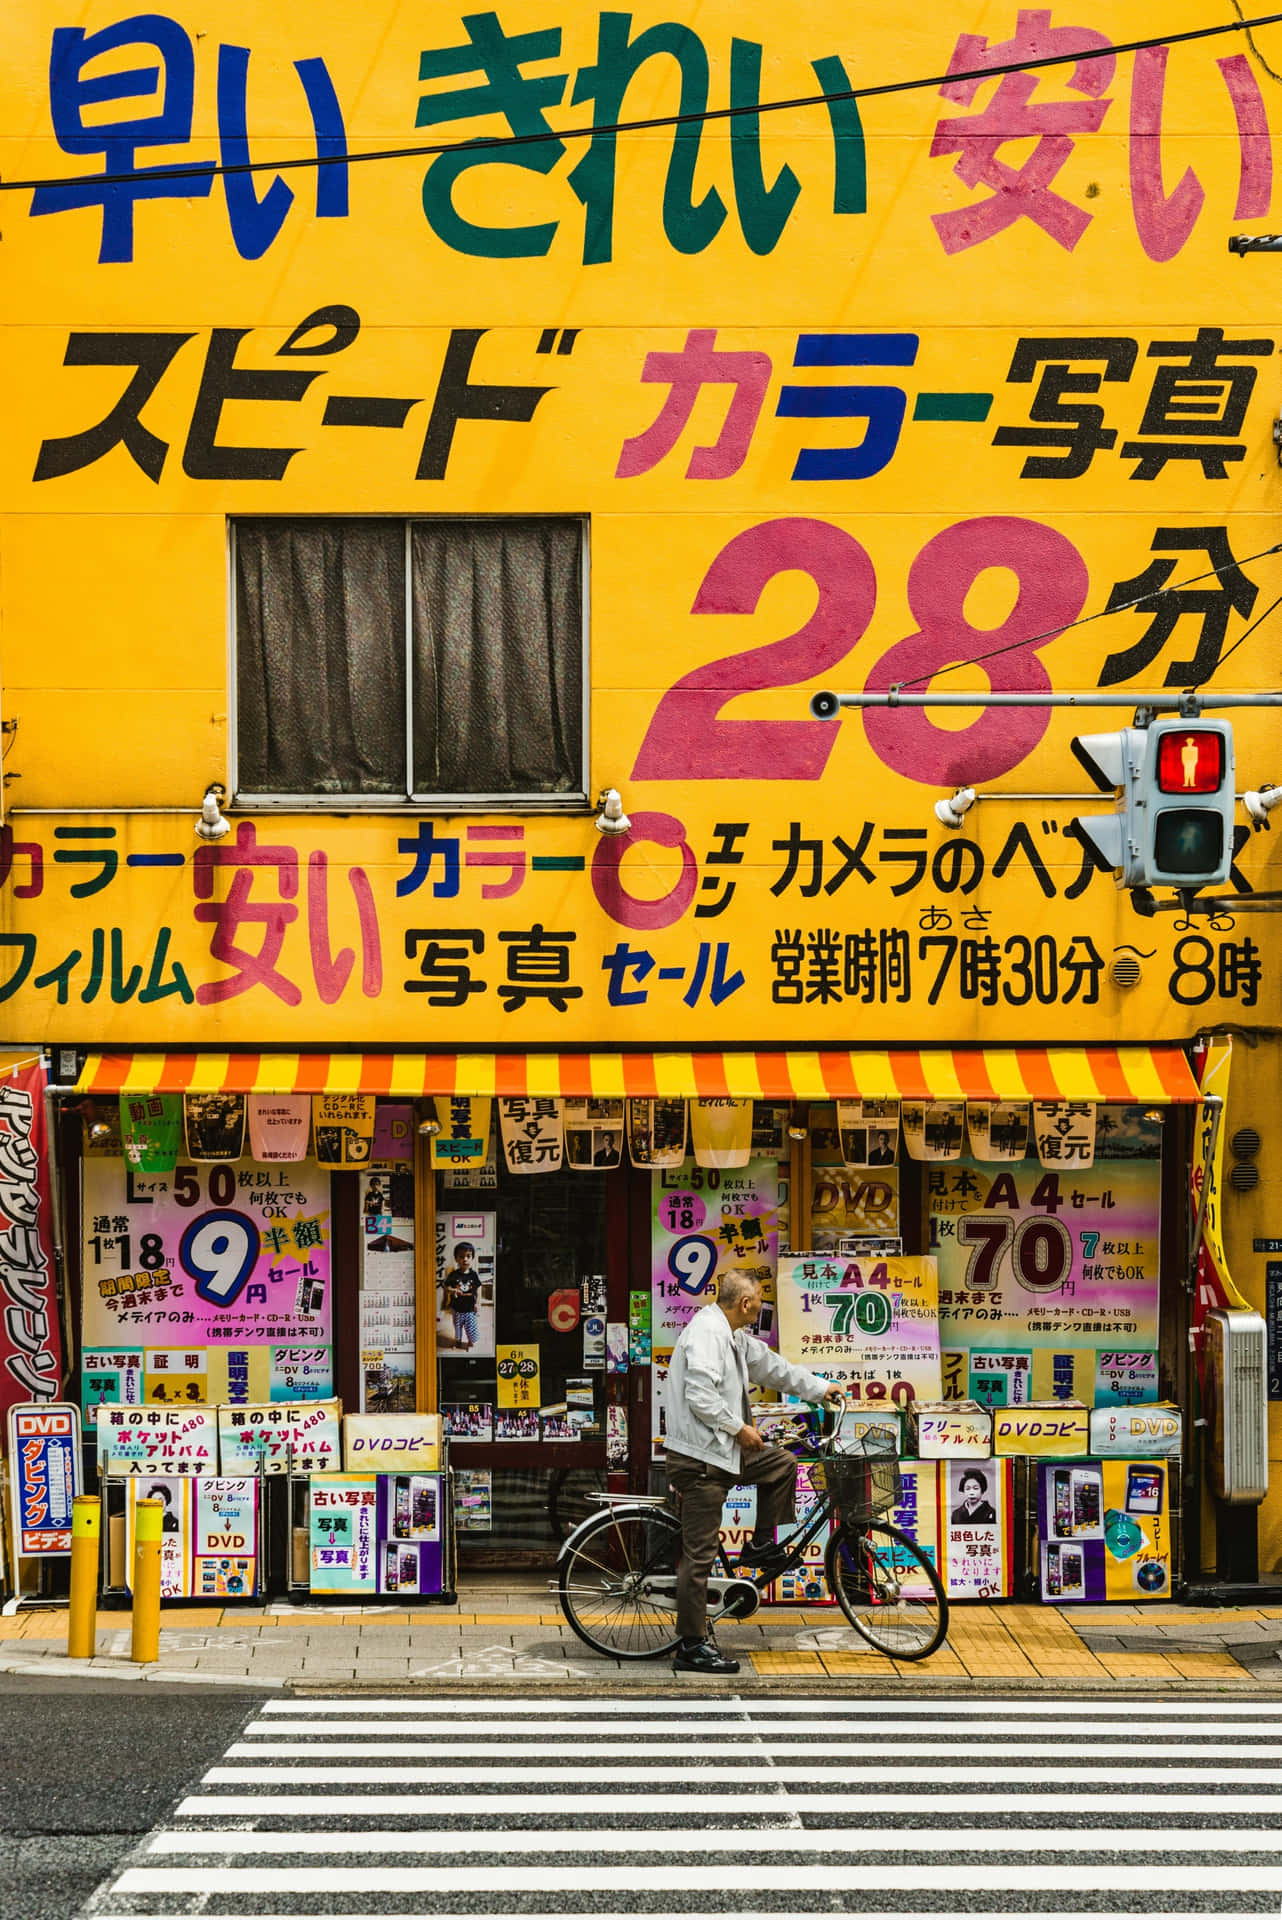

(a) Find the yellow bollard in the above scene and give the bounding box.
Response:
[67,1494,101,1659]
[130,1496,163,1664]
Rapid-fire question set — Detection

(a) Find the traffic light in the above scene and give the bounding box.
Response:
[1071,716,1235,891]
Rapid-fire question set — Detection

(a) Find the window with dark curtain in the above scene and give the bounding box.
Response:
[235,519,406,794]
[410,519,583,796]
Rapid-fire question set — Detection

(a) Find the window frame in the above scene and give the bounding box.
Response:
[228,513,592,811]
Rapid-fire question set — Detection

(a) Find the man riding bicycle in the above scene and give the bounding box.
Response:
[664,1270,845,1674]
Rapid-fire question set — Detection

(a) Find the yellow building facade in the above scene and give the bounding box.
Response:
[3,0,1282,1589]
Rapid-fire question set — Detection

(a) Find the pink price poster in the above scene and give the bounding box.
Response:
[81,1157,333,1350]
[651,1159,779,1346]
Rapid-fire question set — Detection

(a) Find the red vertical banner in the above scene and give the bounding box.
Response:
[0,1061,63,1420]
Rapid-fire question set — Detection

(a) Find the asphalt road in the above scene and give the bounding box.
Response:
[0,1676,266,1920]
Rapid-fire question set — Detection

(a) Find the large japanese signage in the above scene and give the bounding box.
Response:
[80,1157,333,1403]
[3,3,1282,1046]
[0,1063,63,1420]
[930,1153,1161,1405]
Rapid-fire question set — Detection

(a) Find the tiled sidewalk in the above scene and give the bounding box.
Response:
[3,1584,1282,1688]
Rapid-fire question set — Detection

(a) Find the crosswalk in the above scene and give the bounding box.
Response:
[85,1695,1282,1917]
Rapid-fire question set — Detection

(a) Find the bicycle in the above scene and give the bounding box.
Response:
[554,1415,948,1662]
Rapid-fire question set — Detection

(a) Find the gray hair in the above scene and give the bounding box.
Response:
[717,1271,762,1310]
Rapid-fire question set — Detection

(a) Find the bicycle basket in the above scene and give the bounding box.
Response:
[808,1434,901,1523]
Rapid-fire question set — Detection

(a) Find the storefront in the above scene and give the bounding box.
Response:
[33,1040,1208,1600]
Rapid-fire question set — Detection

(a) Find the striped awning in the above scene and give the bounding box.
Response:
[73,1047,1202,1104]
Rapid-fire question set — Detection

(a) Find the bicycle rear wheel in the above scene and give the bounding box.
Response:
[558,1506,683,1660]
[825,1521,949,1660]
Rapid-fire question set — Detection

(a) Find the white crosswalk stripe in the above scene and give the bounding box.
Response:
[82,1694,1282,1917]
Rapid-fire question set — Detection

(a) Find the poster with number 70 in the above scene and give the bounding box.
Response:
[776,1254,942,1408]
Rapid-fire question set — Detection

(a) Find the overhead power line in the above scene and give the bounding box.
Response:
[1,9,1280,194]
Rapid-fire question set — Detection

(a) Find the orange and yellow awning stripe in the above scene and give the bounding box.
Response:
[74,1045,1202,1104]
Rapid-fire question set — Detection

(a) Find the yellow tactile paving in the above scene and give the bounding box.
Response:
[1094,1654,1181,1677]
[820,1652,898,1676]
[750,1651,825,1674]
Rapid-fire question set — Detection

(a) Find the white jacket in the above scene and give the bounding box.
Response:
[663,1302,831,1475]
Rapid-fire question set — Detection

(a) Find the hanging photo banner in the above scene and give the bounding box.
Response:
[183,1093,247,1163]
[751,1104,788,1156]
[690,1099,753,1170]
[496,1343,541,1408]
[81,1156,334,1399]
[435,1211,496,1359]
[627,1098,688,1168]
[0,1060,64,1424]
[499,1096,564,1174]
[312,1094,375,1168]
[430,1096,492,1170]
[309,1475,378,1594]
[371,1103,413,1162]
[564,1097,624,1170]
[442,1114,498,1189]
[1033,1102,1097,1169]
[776,1253,943,1404]
[651,1160,779,1348]
[119,1093,182,1173]
[901,1102,965,1161]
[247,1095,310,1163]
[967,1103,1030,1162]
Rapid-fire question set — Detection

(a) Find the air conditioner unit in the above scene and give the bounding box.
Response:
[1205,1308,1268,1505]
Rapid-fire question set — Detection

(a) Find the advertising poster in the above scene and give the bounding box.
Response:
[360,1169,415,1410]
[939,1458,1014,1600]
[0,1063,64,1424]
[435,1211,496,1358]
[651,1159,779,1347]
[497,1344,541,1408]
[887,1460,940,1598]
[96,1404,217,1472]
[454,1467,492,1531]
[582,1273,607,1369]
[498,1096,564,1173]
[379,1471,446,1595]
[1038,1458,1173,1602]
[192,1477,258,1597]
[7,1403,79,1563]
[312,1093,375,1168]
[931,1156,1160,1396]
[371,1104,414,1162]
[119,1094,181,1173]
[82,1349,144,1416]
[81,1156,333,1399]
[809,1162,901,1250]
[776,1254,943,1407]
[628,1099,688,1169]
[126,1473,191,1597]
[217,1399,341,1473]
[344,1413,441,1472]
[308,1475,378,1594]
[443,1402,493,1443]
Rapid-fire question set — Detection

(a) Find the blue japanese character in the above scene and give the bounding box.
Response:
[396,823,461,899]
[777,333,918,480]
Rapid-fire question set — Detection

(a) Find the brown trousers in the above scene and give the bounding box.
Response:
[665,1445,798,1639]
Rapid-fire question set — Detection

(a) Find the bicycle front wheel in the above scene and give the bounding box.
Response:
[558,1506,683,1660]
[825,1521,949,1660]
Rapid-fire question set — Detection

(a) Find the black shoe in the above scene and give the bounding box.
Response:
[672,1637,740,1674]
[735,1539,789,1576]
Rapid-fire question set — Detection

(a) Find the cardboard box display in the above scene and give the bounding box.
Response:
[992,1400,1089,1457]
[1089,1402,1182,1457]
[916,1400,992,1459]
